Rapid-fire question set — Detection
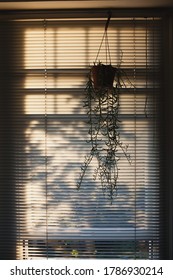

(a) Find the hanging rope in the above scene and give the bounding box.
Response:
[95,11,112,64]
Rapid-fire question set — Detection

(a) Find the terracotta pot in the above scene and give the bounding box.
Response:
[91,64,117,90]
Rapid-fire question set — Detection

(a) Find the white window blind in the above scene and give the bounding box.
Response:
[0,14,162,259]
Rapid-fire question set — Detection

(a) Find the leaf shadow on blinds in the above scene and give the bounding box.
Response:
[0,16,162,260]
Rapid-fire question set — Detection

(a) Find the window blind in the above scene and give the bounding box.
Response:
[0,14,162,259]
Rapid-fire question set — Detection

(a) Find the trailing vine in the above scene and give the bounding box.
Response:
[77,66,131,201]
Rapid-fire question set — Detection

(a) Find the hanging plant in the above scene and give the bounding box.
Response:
[77,13,131,201]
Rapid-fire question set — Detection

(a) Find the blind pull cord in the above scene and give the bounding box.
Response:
[44,18,49,260]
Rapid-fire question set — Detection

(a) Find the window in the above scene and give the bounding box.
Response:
[0,13,164,259]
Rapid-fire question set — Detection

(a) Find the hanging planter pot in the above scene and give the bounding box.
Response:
[91,63,117,90]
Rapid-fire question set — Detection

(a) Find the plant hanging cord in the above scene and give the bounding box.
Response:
[95,11,112,64]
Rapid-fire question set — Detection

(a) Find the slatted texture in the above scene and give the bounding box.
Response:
[0,16,162,259]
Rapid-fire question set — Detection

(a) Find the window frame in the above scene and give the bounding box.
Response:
[0,9,172,260]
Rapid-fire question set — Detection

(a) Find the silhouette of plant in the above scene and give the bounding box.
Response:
[77,64,131,201]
